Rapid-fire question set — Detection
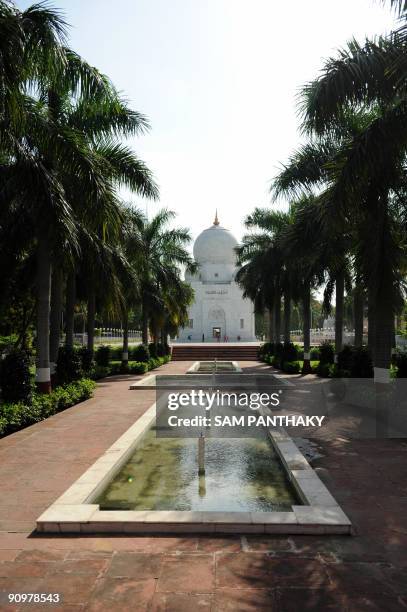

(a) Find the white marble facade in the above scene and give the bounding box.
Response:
[177,213,256,342]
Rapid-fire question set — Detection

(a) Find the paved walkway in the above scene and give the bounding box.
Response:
[0,361,406,610]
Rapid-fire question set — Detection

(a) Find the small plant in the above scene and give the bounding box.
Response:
[282,360,300,374]
[0,349,32,403]
[130,362,149,374]
[131,344,150,362]
[95,345,111,367]
[56,346,83,385]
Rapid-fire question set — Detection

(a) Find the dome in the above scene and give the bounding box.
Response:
[193,212,238,265]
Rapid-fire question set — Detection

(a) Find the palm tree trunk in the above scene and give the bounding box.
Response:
[274,291,281,344]
[283,289,291,344]
[36,234,52,393]
[374,290,393,377]
[142,295,149,344]
[302,281,311,374]
[49,267,63,373]
[334,270,344,361]
[267,307,275,343]
[354,286,364,348]
[122,312,129,366]
[65,271,76,348]
[87,289,96,355]
[367,284,376,361]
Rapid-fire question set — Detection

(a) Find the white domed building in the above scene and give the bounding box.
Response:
[177,213,256,342]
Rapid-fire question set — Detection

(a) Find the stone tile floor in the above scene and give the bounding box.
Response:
[0,360,406,610]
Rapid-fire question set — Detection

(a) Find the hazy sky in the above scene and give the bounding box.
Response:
[20,0,397,244]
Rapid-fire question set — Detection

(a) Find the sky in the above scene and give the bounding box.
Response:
[19,0,398,244]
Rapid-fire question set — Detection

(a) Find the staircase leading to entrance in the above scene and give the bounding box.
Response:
[171,344,259,361]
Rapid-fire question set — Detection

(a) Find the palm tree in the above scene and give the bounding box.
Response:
[236,208,296,344]
[0,3,158,391]
[122,209,195,345]
[285,199,328,373]
[272,120,371,361]
[299,12,407,380]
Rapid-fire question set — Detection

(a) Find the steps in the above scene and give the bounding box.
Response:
[171,344,259,361]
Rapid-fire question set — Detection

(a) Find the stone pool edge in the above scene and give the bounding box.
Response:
[36,403,352,535]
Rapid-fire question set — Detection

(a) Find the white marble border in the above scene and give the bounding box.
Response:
[186,361,242,374]
[37,401,351,535]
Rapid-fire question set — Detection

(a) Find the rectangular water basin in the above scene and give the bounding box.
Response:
[37,402,352,534]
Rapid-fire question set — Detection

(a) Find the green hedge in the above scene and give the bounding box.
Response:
[0,349,32,403]
[0,378,96,437]
[91,355,170,380]
[282,360,300,374]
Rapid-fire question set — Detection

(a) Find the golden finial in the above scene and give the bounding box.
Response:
[213,209,219,226]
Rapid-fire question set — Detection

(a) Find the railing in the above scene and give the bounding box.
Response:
[289,329,356,345]
[73,329,142,346]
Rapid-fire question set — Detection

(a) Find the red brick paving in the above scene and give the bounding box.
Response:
[0,360,406,610]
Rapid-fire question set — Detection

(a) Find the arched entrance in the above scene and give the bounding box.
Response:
[207,307,226,340]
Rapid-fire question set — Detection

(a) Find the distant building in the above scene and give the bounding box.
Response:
[177,212,256,342]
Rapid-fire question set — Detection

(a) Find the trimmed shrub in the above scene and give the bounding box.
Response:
[310,347,320,360]
[316,362,331,378]
[0,349,32,403]
[95,345,111,367]
[77,346,94,374]
[274,342,284,359]
[330,364,350,378]
[130,362,149,375]
[156,343,166,357]
[109,362,122,375]
[351,347,373,378]
[282,360,300,374]
[281,342,298,363]
[337,345,353,372]
[319,341,334,365]
[0,378,96,437]
[91,365,111,380]
[148,343,158,358]
[258,343,274,360]
[148,357,160,370]
[131,344,150,362]
[56,346,83,385]
[395,353,407,378]
[110,346,122,360]
[270,355,280,368]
